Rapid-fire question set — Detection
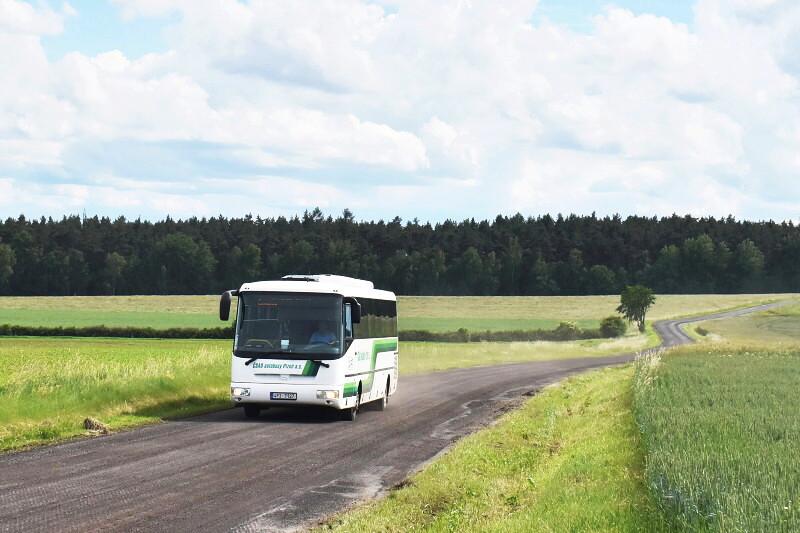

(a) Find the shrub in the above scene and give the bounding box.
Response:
[695,326,709,337]
[0,324,234,339]
[600,316,627,338]
[2,322,618,343]
[553,321,581,341]
[400,325,605,343]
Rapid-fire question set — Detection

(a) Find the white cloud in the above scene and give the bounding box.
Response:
[2,0,800,221]
[0,0,64,35]
[0,177,13,205]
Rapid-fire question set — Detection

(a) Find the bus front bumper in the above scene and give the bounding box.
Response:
[230,382,354,410]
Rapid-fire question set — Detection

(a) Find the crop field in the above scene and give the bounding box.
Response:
[634,346,800,531]
[0,293,790,332]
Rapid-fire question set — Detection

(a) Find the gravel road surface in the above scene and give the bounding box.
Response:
[0,302,786,532]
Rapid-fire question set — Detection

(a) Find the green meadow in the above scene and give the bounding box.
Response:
[0,337,232,451]
[0,293,789,332]
[0,296,227,329]
[0,328,655,452]
[692,301,800,345]
[3,292,800,533]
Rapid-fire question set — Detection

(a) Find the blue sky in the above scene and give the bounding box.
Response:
[2,0,799,223]
[535,0,693,29]
[41,1,176,60]
[41,1,696,60]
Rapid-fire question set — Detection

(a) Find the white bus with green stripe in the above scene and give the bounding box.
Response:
[219,275,398,421]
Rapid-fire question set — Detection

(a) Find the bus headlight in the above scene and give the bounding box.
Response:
[316,390,340,400]
[231,387,251,397]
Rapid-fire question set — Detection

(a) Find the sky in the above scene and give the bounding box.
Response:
[1,0,799,223]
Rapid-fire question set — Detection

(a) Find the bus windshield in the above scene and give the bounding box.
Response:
[235,292,343,359]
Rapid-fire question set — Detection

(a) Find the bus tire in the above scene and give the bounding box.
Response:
[376,378,390,411]
[243,405,260,419]
[342,384,361,421]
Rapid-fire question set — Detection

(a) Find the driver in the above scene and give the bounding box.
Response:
[308,320,337,345]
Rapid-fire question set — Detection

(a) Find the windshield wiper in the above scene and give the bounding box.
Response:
[243,351,294,366]
[311,359,330,368]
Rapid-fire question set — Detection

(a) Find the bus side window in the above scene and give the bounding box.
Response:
[344,303,354,338]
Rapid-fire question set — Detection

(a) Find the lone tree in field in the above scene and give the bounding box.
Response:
[617,285,656,333]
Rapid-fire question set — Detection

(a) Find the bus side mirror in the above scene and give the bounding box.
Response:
[220,290,233,321]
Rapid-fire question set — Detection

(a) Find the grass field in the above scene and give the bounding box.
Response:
[0,329,657,452]
[0,293,792,332]
[3,295,799,528]
[320,298,800,531]
[0,337,232,451]
[400,331,656,375]
[317,366,668,533]
[693,302,800,345]
[0,294,793,453]
[634,346,800,531]
[0,296,228,329]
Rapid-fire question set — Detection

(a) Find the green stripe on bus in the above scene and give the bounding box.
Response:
[302,361,321,376]
[343,339,398,397]
[363,338,397,392]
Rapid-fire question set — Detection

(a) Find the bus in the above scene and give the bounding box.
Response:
[219,274,398,421]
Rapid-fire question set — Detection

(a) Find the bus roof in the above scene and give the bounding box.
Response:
[238,275,396,301]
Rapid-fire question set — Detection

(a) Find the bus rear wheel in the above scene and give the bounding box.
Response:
[376,378,390,411]
[243,405,260,419]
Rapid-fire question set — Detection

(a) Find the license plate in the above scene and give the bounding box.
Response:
[270,392,297,401]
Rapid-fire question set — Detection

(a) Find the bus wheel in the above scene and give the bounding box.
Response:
[342,385,361,421]
[376,378,390,411]
[243,405,260,419]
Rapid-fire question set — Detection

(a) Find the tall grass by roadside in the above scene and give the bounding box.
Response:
[634,346,800,531]
[0,338,231,452]
[318,366,668,532]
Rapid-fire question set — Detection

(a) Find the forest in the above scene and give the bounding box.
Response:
[0,209,797,296]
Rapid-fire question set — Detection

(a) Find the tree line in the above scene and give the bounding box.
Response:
[0,209,797,296]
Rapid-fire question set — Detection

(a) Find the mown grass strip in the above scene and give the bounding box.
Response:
[317,366,668,532]
[693,302,800,346]
[634,346,800,531]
